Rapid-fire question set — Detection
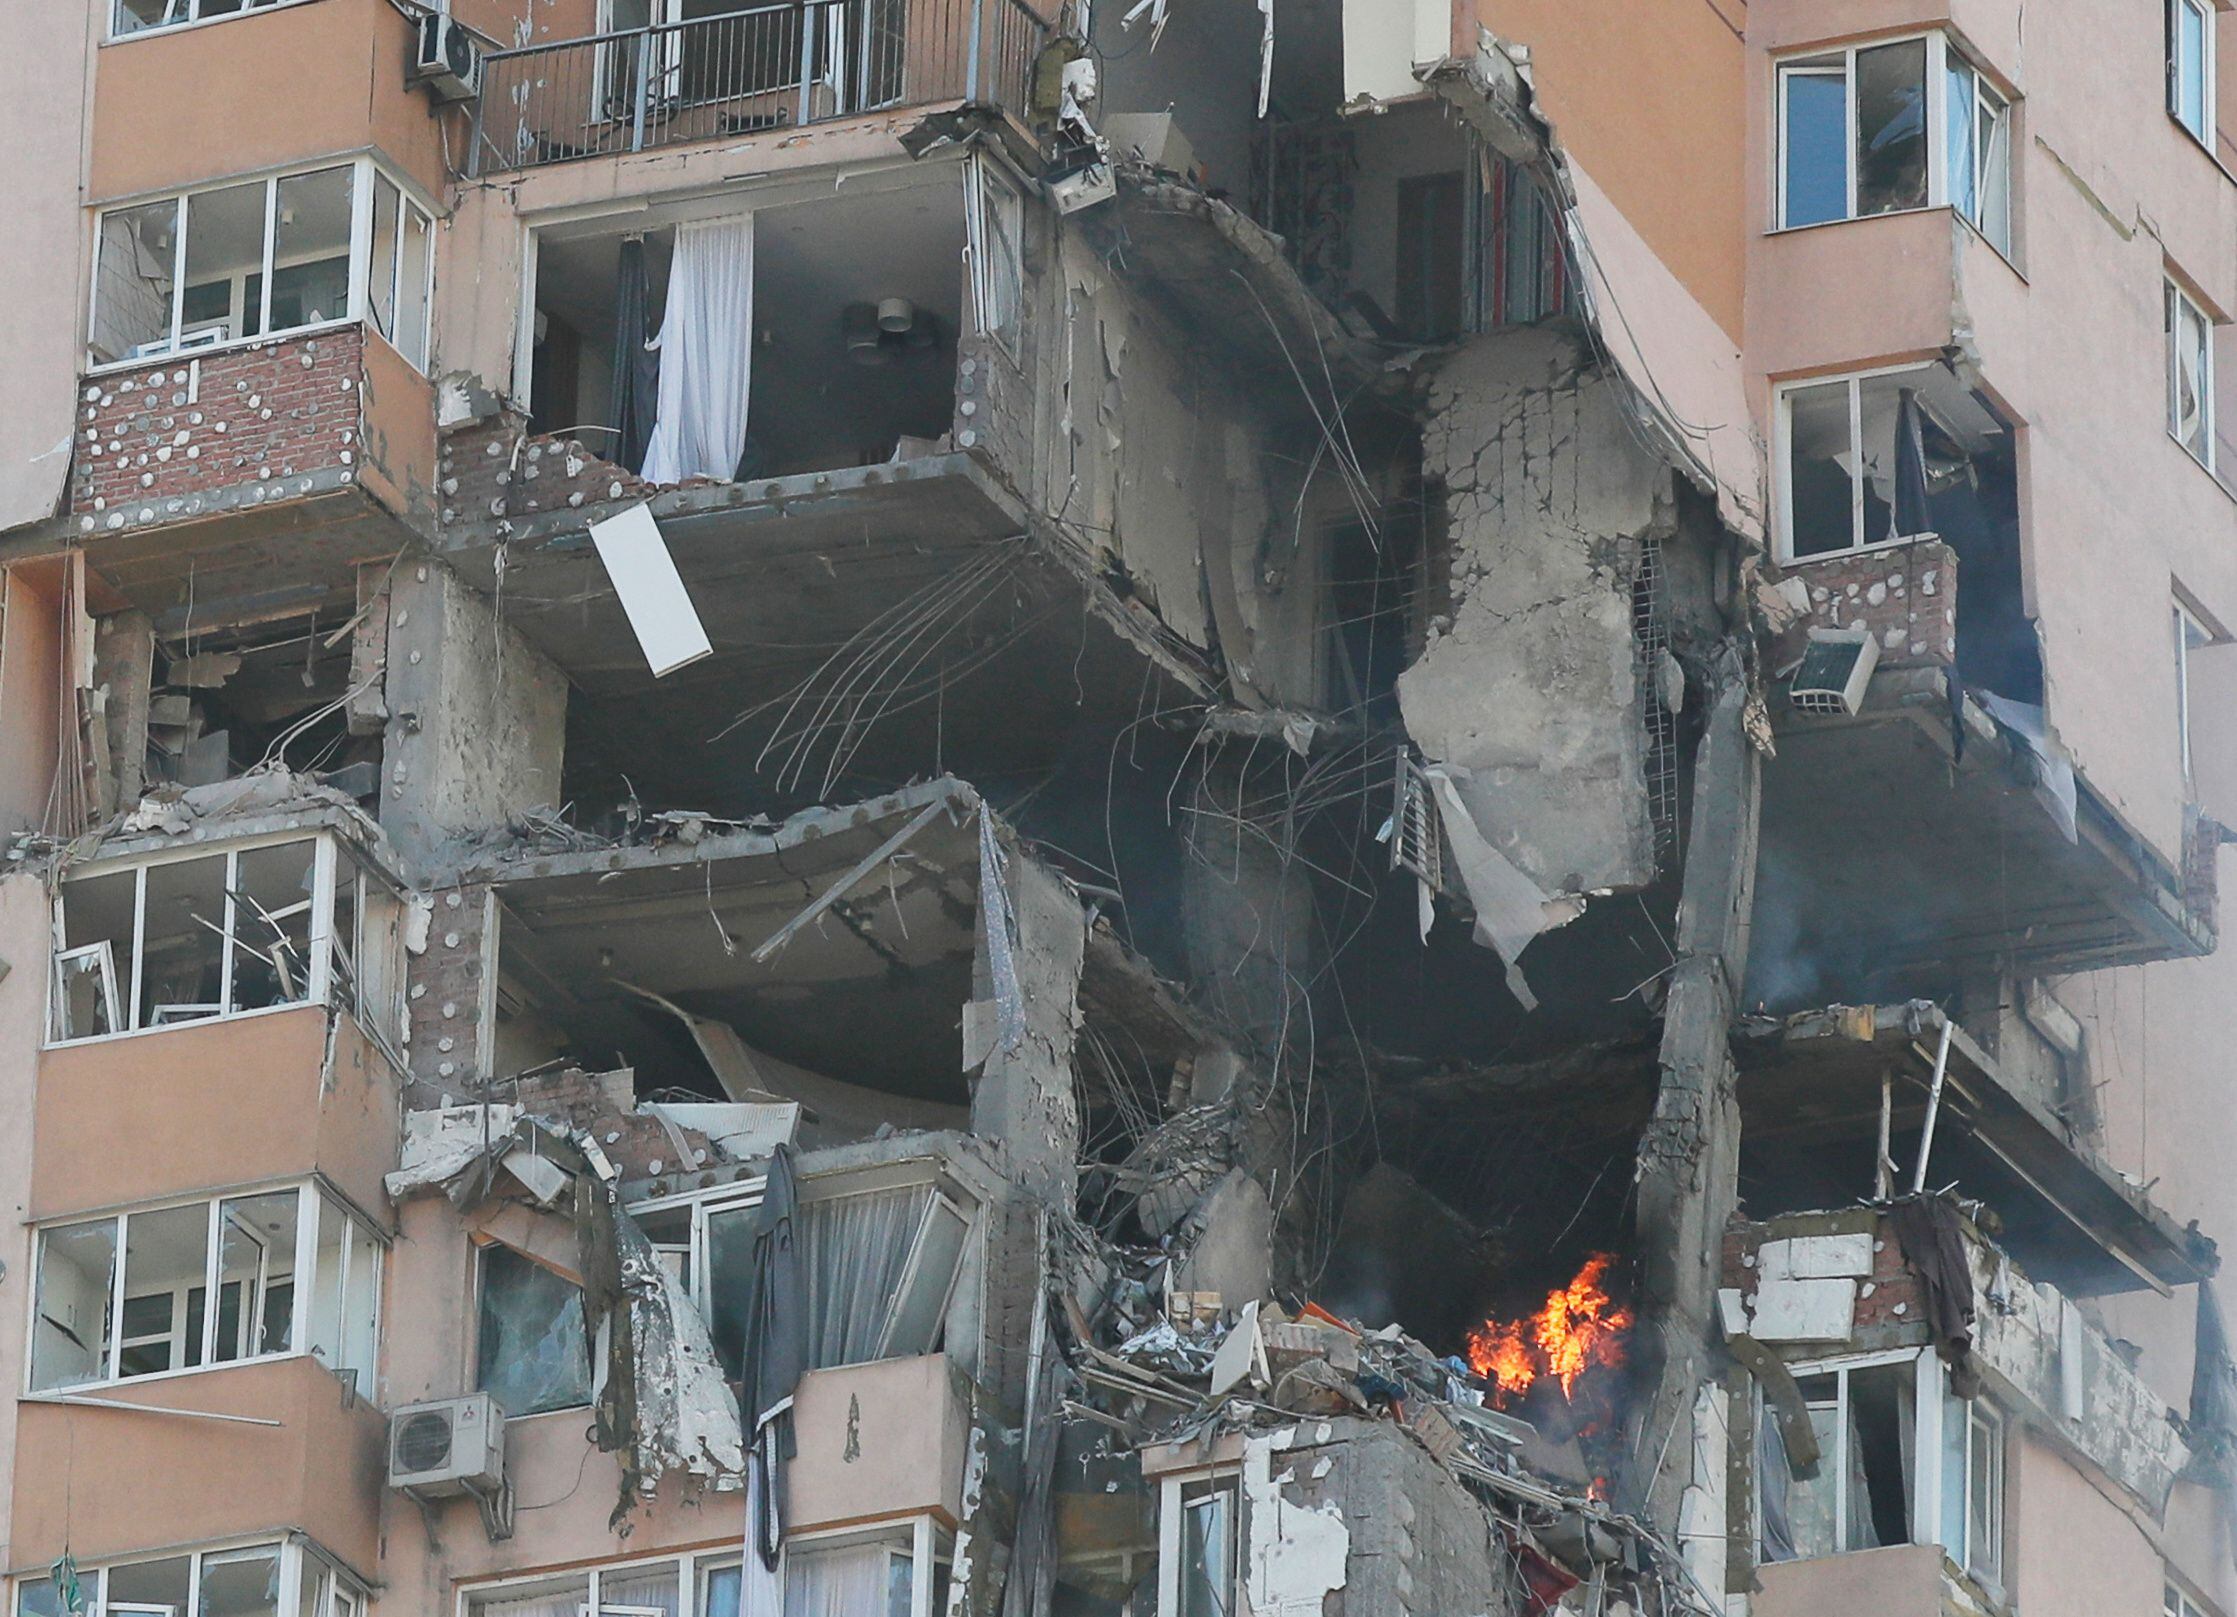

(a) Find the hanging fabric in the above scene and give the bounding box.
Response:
[641,215,756,485]
[796,1184,936,1367]
[738,1141,805,1591]
[612,235,662,475]
[781,1542,892,1617]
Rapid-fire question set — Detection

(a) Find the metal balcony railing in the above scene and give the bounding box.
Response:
[471,0,1047,176]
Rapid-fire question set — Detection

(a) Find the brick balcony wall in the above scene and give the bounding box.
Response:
[437,413,688,532]
[1785,537,1959,669]
[71,328,371,534]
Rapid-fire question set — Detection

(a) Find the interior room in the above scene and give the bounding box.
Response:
[528,164,967,481]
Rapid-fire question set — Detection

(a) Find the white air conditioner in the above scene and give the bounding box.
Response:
[388,1392,506,1499]
[1788,628,1881,717]
[414,13,482,101]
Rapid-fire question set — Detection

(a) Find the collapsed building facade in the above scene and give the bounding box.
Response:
[3,0,2237,1614]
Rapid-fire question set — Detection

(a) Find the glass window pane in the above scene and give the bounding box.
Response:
[293,1552,326,1617]
[1856,40,1929,216]
[1786,380,1854,557]
[33,1219,117,1390]
[601,1565,681,1614]
[1977,91,2012,255]
[231,841,317,1012]
[329,865,360,1019]
[199,1544,282,1617]
[705,1202,755,1378]
[1857,373,1911,544]
[121,1202,212,1376]
[369,175,401,345]
[15,1574,65,1617]
[181,180,267,346]
[138,853,228,1030]
[477,1245,592,1416]
[1179,1484,1233,1617]
[92,200,180,364]
[700,1565,741,1617]
[107,1556,193,1615]
[1969,1411,2001,1582]
[398,203,435,371]
[1940,1382,1969,1559]
[215,1190,300,1361]
[1782,65,1848,227]
[265,167,354,337]
[1945,62,1978,224]
[56,868,137,1039]
[2180,0,2209,137]
[883,1197,970,1358]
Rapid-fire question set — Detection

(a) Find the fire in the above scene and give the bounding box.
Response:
[1464,1253,1634,1404]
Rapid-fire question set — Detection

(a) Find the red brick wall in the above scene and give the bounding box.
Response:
[1784,538,1958,669]
[71,329,369,533]
[1723,1213,1928,1336]
[437,414,689,531]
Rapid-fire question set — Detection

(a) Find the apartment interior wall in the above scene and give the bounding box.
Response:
[1344,102,1473,329]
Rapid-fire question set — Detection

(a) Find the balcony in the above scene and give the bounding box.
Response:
[789,1354,973,1531]
[10,1354,387,1575]
[68,323,437,634]
[36,1003,401,1223]
[470,0,1051,178]
[1754,1543,1958,1617]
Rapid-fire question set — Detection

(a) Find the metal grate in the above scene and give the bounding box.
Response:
[1632,536,1680,864]
[1390,750,1457,899]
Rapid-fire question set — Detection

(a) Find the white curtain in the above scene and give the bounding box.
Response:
[600,1569,681,1615]
[741,1458,786,1616]
[469,1579,587,1617]
[797,1186,935,1368]
[640,215,755,485]
[782,1544,893,1617]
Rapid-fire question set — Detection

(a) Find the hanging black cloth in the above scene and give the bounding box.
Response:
[1889,1191,1982,1397]
[738,1141,806,1569]
[612,235,662,475]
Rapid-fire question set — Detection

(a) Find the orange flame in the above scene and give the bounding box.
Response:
[1464,1253,1634,1404]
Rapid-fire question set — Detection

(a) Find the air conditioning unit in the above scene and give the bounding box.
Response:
[388,1392,506,1499]
[1788,628,1881,717]
[414,13,482,102]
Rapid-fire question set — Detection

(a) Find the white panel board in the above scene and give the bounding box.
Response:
[588,501,714,678]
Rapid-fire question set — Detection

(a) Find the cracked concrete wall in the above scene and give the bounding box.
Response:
[972,845,1087,1205]
[379,558,568,868]
[1398,326,1667,897]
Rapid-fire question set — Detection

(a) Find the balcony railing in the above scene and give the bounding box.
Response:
[471,0,1047,176]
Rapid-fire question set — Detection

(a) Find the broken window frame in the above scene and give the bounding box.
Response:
[965,154,1027,359]
[2170,0,2216,147]
[1757,1347,2006,1585]
[12,1533,367,1617]
[2168,277,2217,471]
[472,1240,595,1418]
[1774,33,2011,246]
[48,830,402,1049]
[1156,1466,1241,1617]
[24,1178,383,1395]
[86,156,439,373]
[629,1156,982,1377]
[1773,361,1942,562]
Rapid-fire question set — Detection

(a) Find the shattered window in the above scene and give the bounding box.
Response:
[1780,368,1940,559]
[2170,280,2215,468]
[232,841,318,1012]
[90,198,181,364]
[797,1183,974,1368]
[53,867,137,1041]
[1854,40,1929,217]
[1170,1475,1238,1617]
[213,1190,302,1363]
[1783,379,1854,558]
[31,1218,117,1391]
[138,850,229,1028]
[1945,55,2012,255]
[105,1556,195,1616]
[198,1544,282,1617]
[1761,1357,1921,1565]
[477,1244,593,1417]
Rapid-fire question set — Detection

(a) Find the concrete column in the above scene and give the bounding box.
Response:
[378,557,567,869]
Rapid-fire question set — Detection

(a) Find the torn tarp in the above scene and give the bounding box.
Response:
[580,1181,747,1521]
[1422,765,1586,1011]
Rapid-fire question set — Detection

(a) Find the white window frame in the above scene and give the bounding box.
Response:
[107,0,311,42]
[2177,599,2212,780]
[2168,1579,2217,1617]
[46,829,407,1049]
[1774,33,2012,241]
[1772,361,1940,563]
[366,171,438,372]
[457,1529,949,1617]
[1944,53,2013,255]
[25,1177,384,1396]
[2171,0,2217,145]
[87,156,439,374]
[1773,1348,2004,1579]
[12,1533,366,1617]
[2169,278,2216,470]
[1156,1464,1241,1617]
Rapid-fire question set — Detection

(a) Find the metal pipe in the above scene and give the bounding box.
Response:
[27,1393,282,1428]
[1909,1016,1956,1196]
[1874,1069,1893,1200]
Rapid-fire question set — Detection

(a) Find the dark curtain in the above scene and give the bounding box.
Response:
[612,235,661,475]
[1892,388,1933,540]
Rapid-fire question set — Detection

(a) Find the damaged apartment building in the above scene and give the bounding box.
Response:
[10,0,2237,1614]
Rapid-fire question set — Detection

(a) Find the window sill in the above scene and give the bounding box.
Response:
[1778,531,1945,569]
[103,0,327,47]
[84,315,359,379]
[45,995,320,1053]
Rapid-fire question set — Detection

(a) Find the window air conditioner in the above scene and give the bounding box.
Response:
[414,14,482,102]
[388,1392,506,1499]
[1788,628,1881,717]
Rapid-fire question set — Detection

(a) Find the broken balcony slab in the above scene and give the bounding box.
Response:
[1734,1002,2217,1296]
[456,778,988,1101]
[1757,667,2212,995]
